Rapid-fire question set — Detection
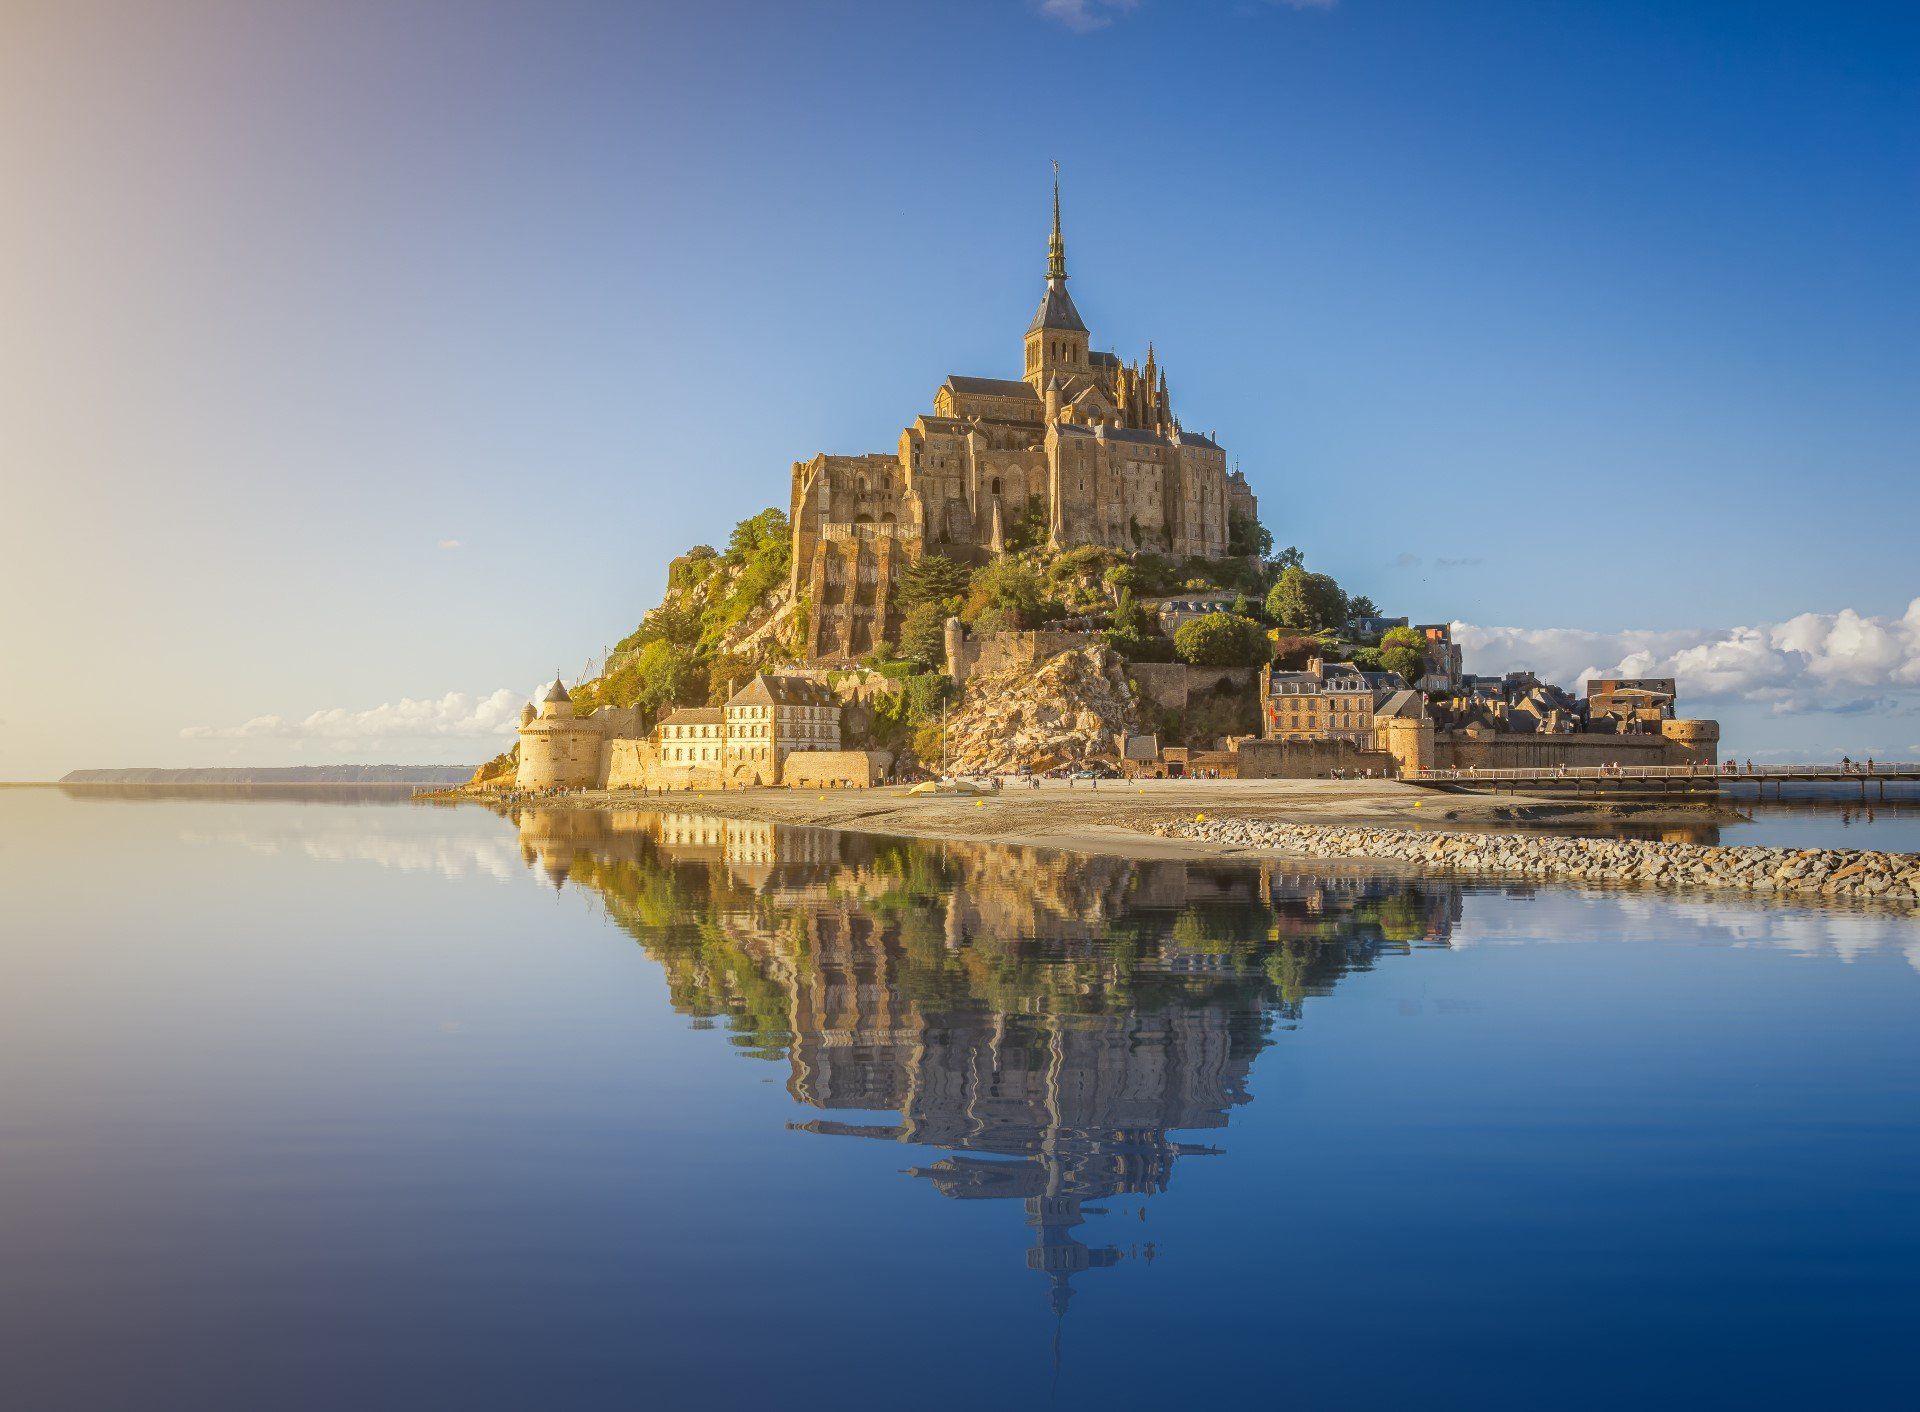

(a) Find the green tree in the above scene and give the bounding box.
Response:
[724,507,789,563]
[1002,494,1051,552]
[1381,646,1426,684]
[1228,510,1273,559]
[1111,587,1154,640]
[964,558,1048,629]
[898,600,952,670]
[897,553,971,611]
[1377,626,1425,684]
[1264,566,1348,633]
[1172,612,1271,667]
[605,638,708,719]
[1348,594,1380,621]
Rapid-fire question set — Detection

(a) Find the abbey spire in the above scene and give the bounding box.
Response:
[1047,165,1068,281]
[1025,165,1089,390]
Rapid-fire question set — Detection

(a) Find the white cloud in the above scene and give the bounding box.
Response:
[1038,0,1139,31]
[183,687,527,742]
[1453,597,1920,715]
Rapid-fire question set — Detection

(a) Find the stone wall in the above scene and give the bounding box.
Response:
[1230,738,1400,779]
[1430,731,1709,772]
[606,739,728,792]
[1127,662,1255,715]
[780,750,893,788]
[945,627,1102,685]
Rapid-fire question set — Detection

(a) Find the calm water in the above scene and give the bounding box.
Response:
[3,789,1917,1410]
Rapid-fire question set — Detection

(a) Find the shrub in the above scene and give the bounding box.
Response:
[963,558,1048,628]
[1173,612,1271,667]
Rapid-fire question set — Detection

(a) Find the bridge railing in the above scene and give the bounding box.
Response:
[1405,762,1920,781]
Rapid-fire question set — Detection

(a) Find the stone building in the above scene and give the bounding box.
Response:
[604,673,880,790]
[790,175,1259,662]
[1586,677,1677,730]
[1260,657,1405,745]
[722,673,841,780]
[655,706,726,769]
[512,679,642,790]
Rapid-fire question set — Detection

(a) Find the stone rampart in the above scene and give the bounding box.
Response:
[946,627,1101,686]
[780,750,893,788]
[1431,730,1711,773]
[1127,662,1255,714]
[1230,738,1399,778]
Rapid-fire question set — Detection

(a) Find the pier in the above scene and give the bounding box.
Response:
[1405,762,1920,799]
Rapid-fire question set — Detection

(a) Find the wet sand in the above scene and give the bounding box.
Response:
[481,777,1725,862]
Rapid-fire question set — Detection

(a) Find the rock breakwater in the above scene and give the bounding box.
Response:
[1151,818,1920,906]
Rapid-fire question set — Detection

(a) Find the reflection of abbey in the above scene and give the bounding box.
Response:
[791,177,1257,662]
[511,805,1462,1315]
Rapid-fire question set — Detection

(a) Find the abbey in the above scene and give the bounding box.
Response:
[791,177,1259,663]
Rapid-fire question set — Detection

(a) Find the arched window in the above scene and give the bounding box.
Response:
[991,477,1002,495]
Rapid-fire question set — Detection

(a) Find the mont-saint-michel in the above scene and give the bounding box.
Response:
[459,181,1920,907]
[11,7,1919,1408]
[484,180,1721,791]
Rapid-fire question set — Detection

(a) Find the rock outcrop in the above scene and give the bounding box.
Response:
[941,645,1135,775]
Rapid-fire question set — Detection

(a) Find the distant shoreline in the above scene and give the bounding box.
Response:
[58,766,473,785]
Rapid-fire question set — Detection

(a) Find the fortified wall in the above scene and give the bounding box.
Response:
[944,621,1255,717]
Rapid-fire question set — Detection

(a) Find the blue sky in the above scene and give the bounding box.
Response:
[1,0,1916,775]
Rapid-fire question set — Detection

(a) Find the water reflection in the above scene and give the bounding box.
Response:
[511,806,1462,1315]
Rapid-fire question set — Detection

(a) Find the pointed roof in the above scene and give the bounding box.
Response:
[1029,281,1086,335]
[543,678,569,703]
[1029,166,1087,334]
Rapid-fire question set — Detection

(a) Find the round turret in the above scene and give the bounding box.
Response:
[1660,717,1720,767]
[538,677,575,720]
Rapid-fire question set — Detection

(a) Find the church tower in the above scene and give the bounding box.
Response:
[1023,169,1089,395]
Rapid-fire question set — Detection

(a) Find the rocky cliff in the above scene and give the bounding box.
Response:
[941,644,1136,774]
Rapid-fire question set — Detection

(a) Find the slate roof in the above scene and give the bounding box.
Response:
[543,678,569,703]
[729,674,839,708]
[1028,279,1087,333]
[1054,423,1169,446]
[659,706,723,727]
[943,375,1040,400]
[1375,689,1426,720]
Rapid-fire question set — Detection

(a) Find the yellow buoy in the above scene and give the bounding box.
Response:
[976,799,986,808]
[1195,813,1206,823]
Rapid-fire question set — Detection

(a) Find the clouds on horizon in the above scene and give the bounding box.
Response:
[177,597,1920,751]
[183,687,527,743]
[1455,597,1920,715]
